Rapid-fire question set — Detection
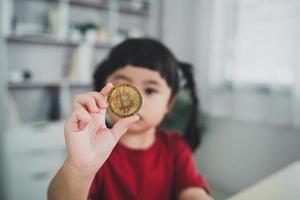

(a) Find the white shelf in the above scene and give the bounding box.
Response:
[8,82,93,89]
[69,0,109,10]
[1,0,160,124]
[0,1,160,199]
[6,35,113,49]
[70,0,150,16]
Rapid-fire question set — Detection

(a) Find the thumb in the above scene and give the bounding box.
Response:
[111,115,140,141]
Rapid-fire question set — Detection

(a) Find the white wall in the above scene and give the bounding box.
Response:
[161,0,196,62]
[161,0,214,112]
[0,1,8,199]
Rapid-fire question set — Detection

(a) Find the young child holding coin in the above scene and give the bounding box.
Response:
[48,39,213,200]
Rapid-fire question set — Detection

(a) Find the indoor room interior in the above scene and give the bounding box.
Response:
[0,0,300,199]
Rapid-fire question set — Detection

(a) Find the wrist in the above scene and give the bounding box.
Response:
[63,158,100,180]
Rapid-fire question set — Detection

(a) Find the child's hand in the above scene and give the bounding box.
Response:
[64,83,139,173]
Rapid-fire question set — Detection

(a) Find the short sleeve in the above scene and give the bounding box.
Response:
[173,139,210,197]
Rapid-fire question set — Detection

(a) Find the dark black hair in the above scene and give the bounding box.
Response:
[177,62,206,151]
[93,38,204,151]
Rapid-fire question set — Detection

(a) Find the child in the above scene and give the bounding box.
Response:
[48,38,213,200]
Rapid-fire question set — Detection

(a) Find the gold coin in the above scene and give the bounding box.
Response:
[107,83,142,118]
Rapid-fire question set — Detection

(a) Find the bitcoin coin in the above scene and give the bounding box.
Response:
[107,83,142,118]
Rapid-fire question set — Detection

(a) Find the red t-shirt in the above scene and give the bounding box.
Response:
[88,128,210,200]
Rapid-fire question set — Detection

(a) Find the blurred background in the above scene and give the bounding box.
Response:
[0,0,300,199]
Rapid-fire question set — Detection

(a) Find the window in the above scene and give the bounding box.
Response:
[224,0,299,90]
[206,0,300,126]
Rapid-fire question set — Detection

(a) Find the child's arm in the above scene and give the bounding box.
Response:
[178,188,214,200]
[47,159,97,200]
[48,83,140,200]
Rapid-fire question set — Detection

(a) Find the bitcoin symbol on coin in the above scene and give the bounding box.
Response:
[118,91,134,112]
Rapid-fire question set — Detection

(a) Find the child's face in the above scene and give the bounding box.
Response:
[105,65,172,133]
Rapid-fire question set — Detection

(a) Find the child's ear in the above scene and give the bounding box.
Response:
[166,96,176,113]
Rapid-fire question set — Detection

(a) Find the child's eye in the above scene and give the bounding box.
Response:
[144,88,157,95]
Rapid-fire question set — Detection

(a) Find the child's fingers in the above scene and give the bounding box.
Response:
[87,92,108,110]
[73,94,99,113]
[87,83,113,112]
[66,106,92,132]
[71,83,113,113]
[99,82,113,98]
[111,115,140,141]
